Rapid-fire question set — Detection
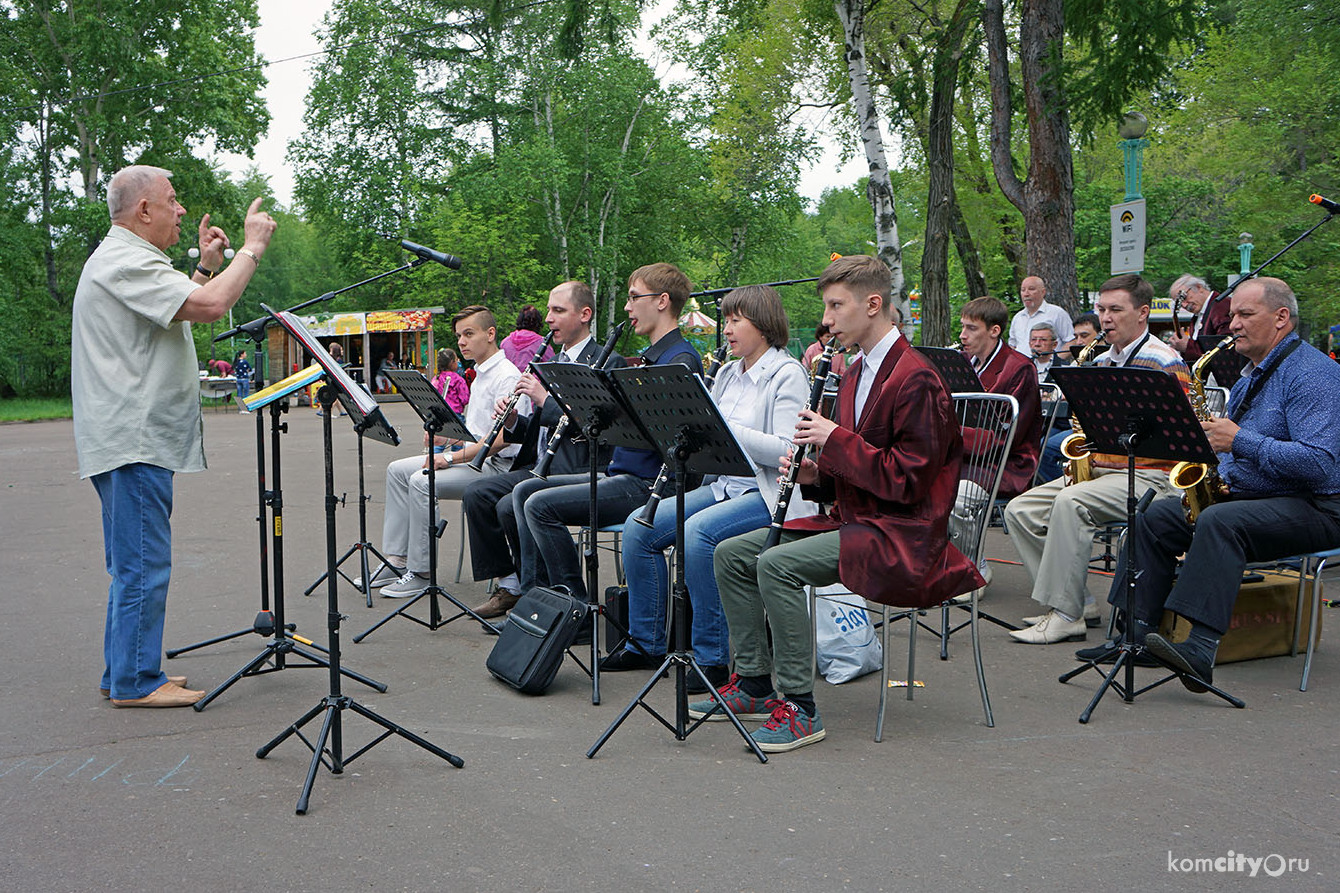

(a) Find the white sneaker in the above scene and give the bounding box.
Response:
[1023,602,1101,628]
[379,570,429,598]
[1009,610,1087,644]
[354,563,404,589]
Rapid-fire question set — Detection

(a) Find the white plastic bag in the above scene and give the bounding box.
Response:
[814,585,883,683]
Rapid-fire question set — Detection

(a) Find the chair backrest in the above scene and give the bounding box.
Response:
[1037,382,1063,445]
[951,392,1020,567]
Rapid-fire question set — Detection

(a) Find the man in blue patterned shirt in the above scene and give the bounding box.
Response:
[1117,277,1340,690]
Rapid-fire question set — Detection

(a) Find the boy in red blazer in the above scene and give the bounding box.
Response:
[695,255,982,752]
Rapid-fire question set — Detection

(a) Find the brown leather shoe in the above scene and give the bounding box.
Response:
[472,587,522,619]
[101,675,188,699]
[110,681,205,708]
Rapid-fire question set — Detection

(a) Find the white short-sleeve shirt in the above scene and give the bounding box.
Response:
[71,226,205,479]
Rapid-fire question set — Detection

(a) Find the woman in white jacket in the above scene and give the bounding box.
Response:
[603,285,813,692]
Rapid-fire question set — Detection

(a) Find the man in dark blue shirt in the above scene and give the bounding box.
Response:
[511,263,701,606]
[1106,277,1340,690]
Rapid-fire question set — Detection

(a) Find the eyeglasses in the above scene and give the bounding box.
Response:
[627,292,663,302]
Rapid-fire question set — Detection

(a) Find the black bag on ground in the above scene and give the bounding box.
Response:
[486,586,586,694]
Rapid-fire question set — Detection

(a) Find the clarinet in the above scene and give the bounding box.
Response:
[467,330,556,472]
[759,339,845,554]
[529,321,627,479]
[631,342,732,528]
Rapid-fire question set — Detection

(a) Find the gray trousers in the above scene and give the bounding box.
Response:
[1003,466,1176,618]
[382,453,507,574]
[714,527,841,697]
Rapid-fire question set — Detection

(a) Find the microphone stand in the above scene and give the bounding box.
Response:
[691,276,820,350]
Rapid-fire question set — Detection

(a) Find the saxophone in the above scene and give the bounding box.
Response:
[1168,333,1239,524]
[1059,332,1108,484]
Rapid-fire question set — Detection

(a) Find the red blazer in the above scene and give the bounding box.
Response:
[970,344,1042,498]
[1181,291,1232,361]
[789,336,984,608]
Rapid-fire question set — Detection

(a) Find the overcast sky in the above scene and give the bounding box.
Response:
[218,0,866,210]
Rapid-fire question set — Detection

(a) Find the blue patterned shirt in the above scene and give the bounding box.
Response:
[1222,334,1340,496]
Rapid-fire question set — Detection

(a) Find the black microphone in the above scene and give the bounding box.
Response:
[1310,194,1340,214]
[400,239,462,269]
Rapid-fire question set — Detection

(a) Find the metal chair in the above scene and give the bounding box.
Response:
[1205,385,1229,418]
[812,392,1017,740]
[1251,546,1339,691]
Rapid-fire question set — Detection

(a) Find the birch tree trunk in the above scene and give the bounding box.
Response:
[835,0,912,334]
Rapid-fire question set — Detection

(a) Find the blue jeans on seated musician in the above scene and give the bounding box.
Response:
[621,486,770,667]
[92,463,175,700]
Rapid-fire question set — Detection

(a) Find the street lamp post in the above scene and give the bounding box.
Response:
[1118,112,1150,202]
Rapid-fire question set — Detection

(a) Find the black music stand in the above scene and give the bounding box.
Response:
[532,360,651,705]
[1197,335,1249,388]
[256,311,462,814]
[353,369,499,642]
[917,346,984,393]
[587,364,767,762]
[1050,366,1246,722]
[172,363,387,711]
[303,386,401,608]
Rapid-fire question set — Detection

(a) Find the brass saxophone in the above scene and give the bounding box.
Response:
[1169,333,1239,524]
[1059,332,1108,484]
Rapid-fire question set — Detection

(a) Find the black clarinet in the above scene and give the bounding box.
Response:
[529,321,627,479]
[631,343,732,528]
[759,339,845,554]
[468,330,556,472]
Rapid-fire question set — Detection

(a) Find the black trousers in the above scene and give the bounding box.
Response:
[1115,493,1340,634]
[461,469,533,582]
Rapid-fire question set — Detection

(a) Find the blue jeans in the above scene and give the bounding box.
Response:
[92,464,174,699]
[235,375,251,401]
[519,473,651,602]
[1036,428,1069,483]
[621,486,769,667]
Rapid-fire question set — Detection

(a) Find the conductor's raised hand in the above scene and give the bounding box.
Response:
[197,213,230,270]
[241,197,277,256]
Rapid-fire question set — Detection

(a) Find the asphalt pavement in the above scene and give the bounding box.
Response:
[0,403,1333,892]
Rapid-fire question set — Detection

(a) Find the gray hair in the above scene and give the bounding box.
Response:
[107,165,173,221]
[1029,323,1058,341]
[1170,274,1210,295]
[1250,276,1299,322]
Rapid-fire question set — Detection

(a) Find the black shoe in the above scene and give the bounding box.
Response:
[572,620,593,647]
[1075,638,1158,667]
[685,664,730,694]
[599,646,664,672]
[1144,633,1214,693]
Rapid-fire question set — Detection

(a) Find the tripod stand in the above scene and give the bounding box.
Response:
[587,364,766,762]
[304,391,398,608]
[354,369,500,642]
[169,371,385,712]
[1051,366,1245,722]
[258,384,463,814]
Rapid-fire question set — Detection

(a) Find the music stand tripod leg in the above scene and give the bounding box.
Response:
[259,385,463,814]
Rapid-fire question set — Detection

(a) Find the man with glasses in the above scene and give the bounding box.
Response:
[509,263,701,605]
[1168,275,1230,363]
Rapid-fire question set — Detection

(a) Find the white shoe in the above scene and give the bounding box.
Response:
[380,570,429,598]
[1009,610,1087,644]
[1023,603,1101,628]
[354,563,404,589]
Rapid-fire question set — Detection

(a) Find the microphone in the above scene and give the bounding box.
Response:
[1310,194,1340,214]
[400,239,463,270]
